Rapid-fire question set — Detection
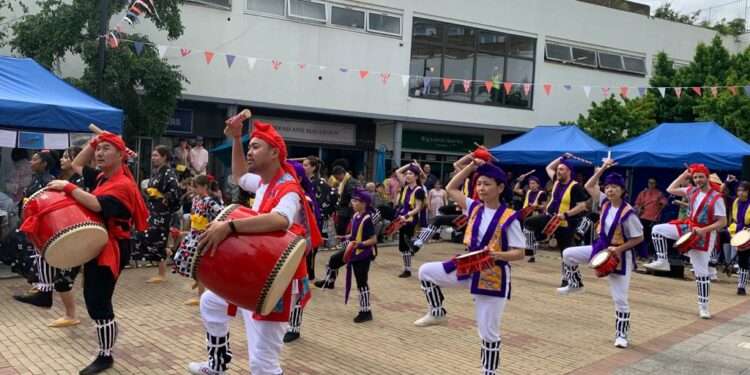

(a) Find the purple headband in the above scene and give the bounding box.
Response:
[476,163,507,184]
[527,176,540,185]
[603,172,625,189]
[559,159,575,174]
[405,164,421,176]
[351,187,372,207]
[289,160,313,193]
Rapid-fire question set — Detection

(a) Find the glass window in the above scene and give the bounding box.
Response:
[478,30,506,54]
[288,0,326,22]
[445,24,475,49]
[474,53,504,104]
[505,58,534,108]
[598,51,624,71]
[443,48,474,102]
[246,0,284,15]
[409,43,443,98]
[368,13,400,35]
[508,36,534,58]
[193,0,231,8]
[331,6,364,29]
[545,43,571,62]
[413,18,442,43]
[571,47,597,67]
[623,55,647,75]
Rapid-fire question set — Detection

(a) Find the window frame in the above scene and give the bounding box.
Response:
[366,11,402,37]
[597,51,626,72]
[544,42,573,63]
[287,0,328,23]
[188,0,232,9]
[245,0,285,16]
[330,4,366,30]
[622,54,647,75]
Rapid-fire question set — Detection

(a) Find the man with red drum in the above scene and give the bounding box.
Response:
[414,158,524,375]
[187,113,320,375]
[556,159,644,349]
[45,132,148,374]
[728,181,750,295]
[646,164,727,319]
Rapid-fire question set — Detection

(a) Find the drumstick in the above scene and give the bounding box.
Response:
[88,124,138,159]
[566,153,594,165]
[224,109,253,137]
[473,142,499,162]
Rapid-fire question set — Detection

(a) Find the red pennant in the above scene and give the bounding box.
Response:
[543,84,552,96]
[484,81,493,93]
[522,83,531,96]
[442,78,452,92]
[379,72,391,84]
[180,48,191,57]
[710,86,718,97]
[503,82,513,95]
[674,87,683,98]
[729,86,738,96]
[462,80,471,93]
[298,63,306,69]
[203,51,215,64]
[359,70,369,79]
[602,87,610,97]
[272,60,282,70]
[691,86,702,96]
[619,86,629,98]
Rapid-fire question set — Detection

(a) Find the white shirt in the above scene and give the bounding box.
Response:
[189,146,209,175]
[466,198,525,249]
[677,187,726,218]
[238,173,302,230]
[597,192,643,239]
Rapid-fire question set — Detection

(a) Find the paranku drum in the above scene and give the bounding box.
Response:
[519,205,536,221]
[180,204,306,315]
[589,250,619,278]
[731,229,750,251]
[383,216,406,236]
[452,214,468,230]
[21,188,108,268]
[674,231,698,254]
[343,241,357,263]
[453,249,495,278]
[543,215,561,237]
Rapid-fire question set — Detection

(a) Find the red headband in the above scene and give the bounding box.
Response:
[250,120,287,161]
[91,132,128,161]
[689,163,710,177]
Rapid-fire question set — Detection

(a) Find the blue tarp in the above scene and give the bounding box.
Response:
[0,56,123,133]
[610,122,750,171]
[489,125,607,165]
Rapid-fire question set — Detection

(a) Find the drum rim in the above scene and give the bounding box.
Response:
[215,203,241,222]
[589,251,610,267]
[674,232,694,246]
[41,221,107,255]
[456,249,488,259]
[189,204,242,279]
[731,230,750,247]
[257,235,305,315]
[23,186,50,209]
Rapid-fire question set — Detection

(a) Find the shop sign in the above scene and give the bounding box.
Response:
[258,117,356,146]
[403,130,483,153]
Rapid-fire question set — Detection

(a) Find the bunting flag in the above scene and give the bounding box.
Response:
[379,72,391,84]
[401,75,410,88]
[133,41,144,55]
[543,83,552,96]
[106,32,119,48]
[157,45,168,59]
[462,79,471,93]
[225,54,235,68]
[728,86,738,96]
[503,82,513,95]
[563,84,572,91]
[619,86,628,98]
[204,51,215,64]
[638,87,647,97]
[674,87,683,98]
[691,86,702,96]
[359,70,369,79]
[319,66,327,70]
[272,60,282,70]
[710,86,718,97]
[484,81,493,94]
[657,87,666,97]
[602,87,610,97]
[180,48,191,57]
[523,83,532,96]
[298,63,306,69]
[442,78,452,91]
[583,85,591,98]
[247,57,257,70]
[339,68,348,73]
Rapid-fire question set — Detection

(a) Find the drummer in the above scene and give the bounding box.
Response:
[512,171,547,262]
[394,162,427,278]
[187,115,321,375]
[557,159,643,349]
[646,164,726,319]
[414,159,524,375]
[524,154,590,286]
[728,181,750,295]
[45,132,148,375]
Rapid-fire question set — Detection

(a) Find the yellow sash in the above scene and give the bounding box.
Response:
[462,203,516,253]
[730,198,750,235]
[546,180,578,227]
[399,185,422,224]
[523,190,541,209]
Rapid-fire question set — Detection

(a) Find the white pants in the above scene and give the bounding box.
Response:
[652,223,712,277]
[200,290,287,375]
[562,246,633,313]
[418,262,507,342]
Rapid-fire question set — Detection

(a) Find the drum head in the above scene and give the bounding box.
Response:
[456,250,487,260]
[731,231,750,247]
[44,224,108,268]
[674,232,693,247]
[589,251,610,268]
[257,236,307,316]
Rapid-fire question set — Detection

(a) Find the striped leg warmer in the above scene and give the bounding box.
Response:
[480,339,502,375]
[94,319,118,357]
[206,332,232,372]
[420,280,446,317]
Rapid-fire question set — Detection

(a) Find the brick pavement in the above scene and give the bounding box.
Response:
[0,242,748,375]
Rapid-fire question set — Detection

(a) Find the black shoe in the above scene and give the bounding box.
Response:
[560,279,568,288]
[79,355,113,375]
[353,311,373,323]
[283,331,300,343]
[313,280,334,289]
[528,256,536,263]
[398,270,412,278]
[411,245,421,255]
[13,291,52,309]
[739,288,747,296]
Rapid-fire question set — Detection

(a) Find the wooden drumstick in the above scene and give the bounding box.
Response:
[224,109,252,137]
[473,142,499,162]
[88,124,137,158]
[565,153,594,165]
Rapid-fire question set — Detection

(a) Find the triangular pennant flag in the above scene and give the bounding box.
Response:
[298,64,306,69]
[144,0,160,21]
[638,87,647,97]
[462,80,471,93]
[135,0,154,15]
[691,86,702,96]
[204,51,215,64]
[522,83,531,96]
[674,87,683,98]
[225,54,236,68]
[503,82,513,95]
[601,87,610,97]
[657,87,666,97]
[157,45,168,59]
[379,72,391,84]
[710,86,718,97]
[319,66,327,70]
[106,32,119,48]
[543,83,552,96]
[359,70,369,79]
[728,86,737,96]
[583,85,591,98]
[401,75,410,88]
[442,78,452,92]
[130,5,143,15]
[339,68,348,73]
[247,57,257,70]
[180,48,191,57]
[133,41,144,55]
[563,84,572,91]
[272,60,282,70]
[484,81,493,93]
[423,77,432,94]
[744,86,750,96]
[619,86,628,98]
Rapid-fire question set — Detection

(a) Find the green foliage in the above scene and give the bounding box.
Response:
[575,95,656,146]
[0,0,28,46]
[653,2,700,24]
[10,0,186,140]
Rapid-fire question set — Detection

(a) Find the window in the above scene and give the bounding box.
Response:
[247,0,284,15]
[191,0,231,8]
[623,55,647,75]
[445,25,475,48]
[508,36,534,58]
[331,6,364,29]
[478,31,506,55]
[545,43,572,62]
[598,51,624,71]
[288,0,326,22]
[443,48,474,102]
[368,13,400,35]
[413,18,442,43]
[474,53,504,104]
[505,58,534,107]
[571,47,597,67]
[409,44,443,98]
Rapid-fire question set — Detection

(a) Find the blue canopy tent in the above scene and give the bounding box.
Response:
[0,56,123,148]
[489,125,607,165]
[609,122,750,171]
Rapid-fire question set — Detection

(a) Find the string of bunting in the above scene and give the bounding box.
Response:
[109,36,750,99]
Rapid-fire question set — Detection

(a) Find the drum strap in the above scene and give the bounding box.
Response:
[19,198,77,235]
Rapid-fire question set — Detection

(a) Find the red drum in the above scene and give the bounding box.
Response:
[519,205,536,221]
[731,230,750,251]
[21,188,108,268]
[190,204,307,315]
[452,214,468,230]
[674,231,698,254]
[384,216,406,236]
[589,251,619,278]
[343,241,357,263]
[453,249,495,278]
[543,215,561,237]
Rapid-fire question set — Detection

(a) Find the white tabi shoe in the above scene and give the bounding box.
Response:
[644,259,671,272]
[188,362,224,375]
[556,285,584,295]
[614,337,629,348]
[699,305,711,319]
[414,313,446,327]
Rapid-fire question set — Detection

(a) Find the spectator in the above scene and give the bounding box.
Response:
[172,138,190,177]
[423,164,438,190]
[384,168,401,205]
[189,136,209,175]
[5,149,32,204]
[635,177,668,257]
[427,180,447,220]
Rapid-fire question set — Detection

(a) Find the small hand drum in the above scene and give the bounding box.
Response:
[453,249,495,278]
[731,229,750,252]
[383,216,406,236]
[543,215,561,237]
[589,251,619,278]
[452,214,468,230]
[674,231,698,254]
[519,205,535,221]
[343,241,357,263]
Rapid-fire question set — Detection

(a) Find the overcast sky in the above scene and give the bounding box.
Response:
[632,0,749,23]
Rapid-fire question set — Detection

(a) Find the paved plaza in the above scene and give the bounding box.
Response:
[1,242,749,375]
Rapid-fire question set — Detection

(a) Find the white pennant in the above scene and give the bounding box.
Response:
[401,75,410,88]
[157,45,168,59]
[657,87,666,97]
[319,66,327,70]
[583,85,591,98]
[247,57,257,70]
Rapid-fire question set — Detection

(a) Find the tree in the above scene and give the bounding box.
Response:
[10,0,186,141]
[0,0,27,46]
[710,18,747,36]
[573,95,656,146]
[653,2,700,24]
